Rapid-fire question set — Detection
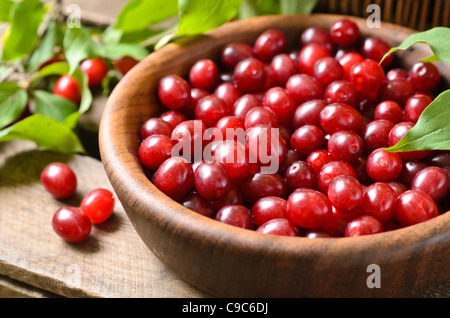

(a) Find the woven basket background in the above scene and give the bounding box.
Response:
[314,0,450,30]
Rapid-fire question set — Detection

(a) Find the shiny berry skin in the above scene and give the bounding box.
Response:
[386,68,409,81]
[215,115,246,141]
[253,28,287,62]
[233,57,267,93]
[220,42,254,70]
[185,87,209,116]
[344,215,384,237]
[213,140,250,184]
[80,58,109,87]
[388,122,430,160]
[366,148,403,182]
[251,196,287,227]
[285,74,323,106]
[328,175,363,214]
[378,79,415,107]
[140,117,173,140]
[159,110,187,129]
[41,162,77,199]
[306,149,333,175]
[214,82,242,110]
[399,160,427,186]
[232,94,261,120]
[329,19,360,46]
[194,162,231,201]
[323,80,358,107]
[349,59,385,97]
[328,130,363,163]
[80,188,115,224]
[256,218,299,237]
[313,57,345,87]
[194,95,230,128]
[373,100,403,124]
[361,182,396,224]
[138,134,175,170]
[395,190,439,227]
[53,75,81,104]
[338,52,363,79]
[292,99,327,128]
[362,119,394,155]
[263,87,296,126]
[318,160,357,194]
[52,207,92,243]
[158,75,191,111]
[360,37,393,67]
[411,166,449,203]
[215,204,254,230]
[404,94,432,123]
[171,120,208,160]
[240,173,287,204]
[244,106,278,129]
[319,103,363,135]
[179,192,216,219]
[284,160,318,192]
[408,62,440,91]
[300,26,335,53]
[189,59,220,92]
[287,188,332,229]
[152,157,194,201]
[270,53,298,86]
[113,56,139,75]
[290,125,325,157]
[245,125,288,170]
[297,43,331,76]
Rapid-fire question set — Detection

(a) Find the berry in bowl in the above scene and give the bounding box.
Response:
[100,14,450,297]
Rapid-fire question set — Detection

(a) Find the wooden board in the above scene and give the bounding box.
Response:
[0,140,209,298]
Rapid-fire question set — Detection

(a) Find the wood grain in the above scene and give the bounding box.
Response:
[100,14,450,298]
[0,140,208,298]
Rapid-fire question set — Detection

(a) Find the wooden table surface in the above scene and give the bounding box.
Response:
[0,0,448,299]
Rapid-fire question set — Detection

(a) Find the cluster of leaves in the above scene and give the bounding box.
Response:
[0,0,319,154]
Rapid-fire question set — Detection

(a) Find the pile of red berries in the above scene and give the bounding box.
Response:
[41,162,115,242]
[138,18,449,238]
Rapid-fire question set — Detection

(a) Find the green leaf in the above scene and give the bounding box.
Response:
[238,0,279,19]
[385,89,450,153]
[176,0,242,36]
[33,90,77,123]
[280,0,319,14]
[101,42,148,61]
[0,82,28,129]
[114,0,178,33]
[0,114,85,154]
[380,27,450,65]
[63,26,102,74]
[26,21,64,72]
[0,0,14,22]
[1,0,45,61]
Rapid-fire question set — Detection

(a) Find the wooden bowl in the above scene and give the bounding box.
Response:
[99,14,450,297]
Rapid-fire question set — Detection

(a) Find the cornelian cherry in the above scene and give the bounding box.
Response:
[81,188,115,224]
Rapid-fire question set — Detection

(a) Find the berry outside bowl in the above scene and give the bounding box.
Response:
[99,14,450,297]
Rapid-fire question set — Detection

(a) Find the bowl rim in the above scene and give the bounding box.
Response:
[99,14,450,268]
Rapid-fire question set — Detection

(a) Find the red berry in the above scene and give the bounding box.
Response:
[404,94,432,123]
[328,130,363,163]
[113,56,139,75]
[240,173,287,204]
[313,57,345,87]
[80,188,115,224]
[290,125,326,158]
[194,95,230,128]
[251,196,287,227]
[152,157,194,201]
[215,204,254,230]
[158,75,191,111]
[220,42,254,70]
[329,19,360,46]
[373,100,403,124]
[300,26,335,54]
[179,192,216,219]
[395,190,439,227]
[189,59,220,92]
[270,53,298,86]
[323,80,358,107]
[345,215,384,237]
[349,59,385,98]
[262,87,296,126]
[360,37,393,67]
[194,162,232,201]
[408,62,440,91]
[292,99,327,129]
[253,28,287,62]
[285,74,323,106]
[53,75,81,104]
[318,160,357,194]
[284,160,318,192]
[256,218,299,237]
[41,162,77,199]
[327,175,364,214]
[361,182,396,224]
[411,166,449,203]
[52,206,92,243]
[80,58,109,87]
[287,188,332,229]
[244,106,278,129]
[138,134,175,170]
[298,43,331,76]
[140,117,173,140]
[366,148,403,182]
[233,57,267,93]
